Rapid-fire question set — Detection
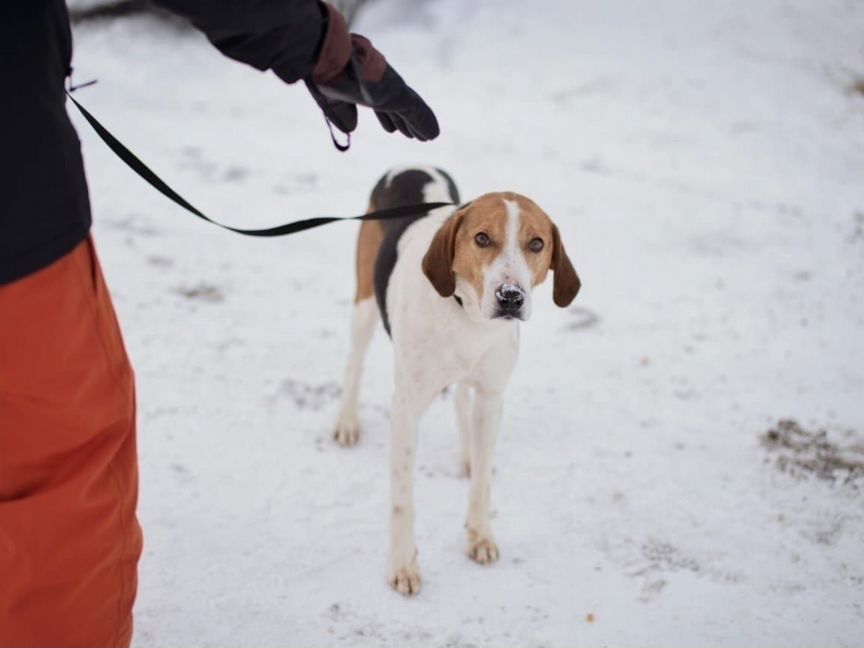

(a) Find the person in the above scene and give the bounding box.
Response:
[0,2,438,646]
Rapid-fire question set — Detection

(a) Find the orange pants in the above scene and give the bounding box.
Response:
[0,237,141,648]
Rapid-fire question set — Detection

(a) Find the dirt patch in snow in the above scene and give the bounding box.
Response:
[850,212,864,243]
[275,379,342,410]
[565,306,600,331]
[174,282,225,303]
[760,419,864,486]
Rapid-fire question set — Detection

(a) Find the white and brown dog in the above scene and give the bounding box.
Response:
[332,166,580,596]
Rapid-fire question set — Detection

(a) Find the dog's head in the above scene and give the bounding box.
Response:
[422,192,580,321]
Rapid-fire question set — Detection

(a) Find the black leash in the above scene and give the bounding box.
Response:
[66,92,453,237]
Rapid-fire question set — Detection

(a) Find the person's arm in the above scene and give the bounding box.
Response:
[151,0,325,83]
[151,0,439,141]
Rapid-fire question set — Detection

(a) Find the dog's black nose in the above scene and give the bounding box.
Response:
[495,284,525,314]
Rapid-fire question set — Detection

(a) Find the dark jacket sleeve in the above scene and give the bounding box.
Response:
[151,0,325,84]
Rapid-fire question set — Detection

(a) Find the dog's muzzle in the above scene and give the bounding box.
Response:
[494,283,525,318]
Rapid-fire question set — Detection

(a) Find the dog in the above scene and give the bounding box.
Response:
[332,166,580,596]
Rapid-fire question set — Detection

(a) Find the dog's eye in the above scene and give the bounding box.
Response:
[528,237,544,253]
[475,232,491,248]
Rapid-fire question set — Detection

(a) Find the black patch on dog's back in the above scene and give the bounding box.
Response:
[371,168,460,336]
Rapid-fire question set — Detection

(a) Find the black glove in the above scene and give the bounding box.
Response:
[306,3,439,142]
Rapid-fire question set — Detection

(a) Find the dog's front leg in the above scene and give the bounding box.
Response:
[466,388,503,564]
[389,387,422,596]
[455,382,474,478]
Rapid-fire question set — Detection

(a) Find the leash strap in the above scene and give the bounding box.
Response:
[66,93,452,237]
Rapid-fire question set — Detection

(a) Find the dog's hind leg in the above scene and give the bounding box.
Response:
[333,297,379,446]
[455,382,473,477]
[333,219,383,447]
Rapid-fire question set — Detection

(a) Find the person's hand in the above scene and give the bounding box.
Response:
[305,2,439,141]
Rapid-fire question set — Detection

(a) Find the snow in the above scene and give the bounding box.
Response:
[66,0,864,646]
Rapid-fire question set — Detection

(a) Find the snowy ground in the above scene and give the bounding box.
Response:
[68,1,864,646]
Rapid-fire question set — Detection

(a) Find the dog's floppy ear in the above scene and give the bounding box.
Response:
[422,209,465,297]
[550,223,580,307]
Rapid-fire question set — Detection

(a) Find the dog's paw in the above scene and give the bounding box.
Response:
[467,537,499,565]
[390,565,422,597]
[332,418,360,447]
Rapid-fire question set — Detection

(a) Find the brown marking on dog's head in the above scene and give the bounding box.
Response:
[449,196,511,302]
[510,194,580,306]
[512,195,555,286]
[422,207,465,297]
[549,222,580,306]
[423,193,580,316]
